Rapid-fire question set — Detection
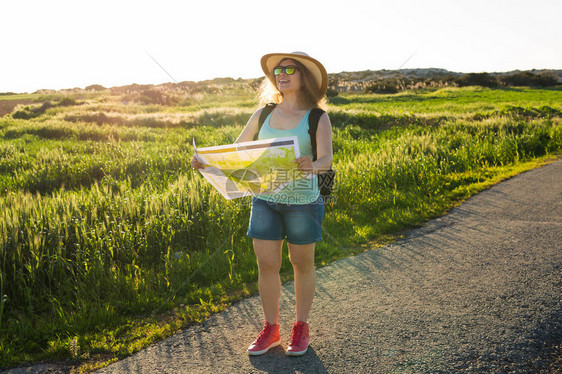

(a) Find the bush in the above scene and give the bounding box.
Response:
[363,76,457,94]
[500,72,559,87]
[118,87,181,106]
[12,102,54,119]
[85,84,106,91]
[456,73,498,88]
[326,87,339,97]
[110,83,154,95]
[12,99,80,119]
[365,80,400,94]
[65,112,125,126]
[58,97,79,106]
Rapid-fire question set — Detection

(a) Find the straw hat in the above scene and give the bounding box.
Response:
[261,52,328,96]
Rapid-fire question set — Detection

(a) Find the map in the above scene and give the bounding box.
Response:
[194,136,309,199]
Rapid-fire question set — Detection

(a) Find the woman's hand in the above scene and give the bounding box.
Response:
[190,154,207,170]
[295,156,314,174]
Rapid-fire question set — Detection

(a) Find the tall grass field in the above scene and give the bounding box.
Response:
[0,83,561,370]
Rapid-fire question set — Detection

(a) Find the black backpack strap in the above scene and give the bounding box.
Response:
[254,103,277,140]
[307,108,326,161]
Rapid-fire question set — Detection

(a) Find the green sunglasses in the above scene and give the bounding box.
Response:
[273,65,298,76]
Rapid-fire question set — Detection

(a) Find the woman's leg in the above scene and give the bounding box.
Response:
[253,238,284,324]
[287,243,316,322]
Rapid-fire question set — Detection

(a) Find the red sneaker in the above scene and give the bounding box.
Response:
[286,321,309,356]
[247,322,281,355]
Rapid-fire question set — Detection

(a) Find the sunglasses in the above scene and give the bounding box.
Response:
[273,65,298,76]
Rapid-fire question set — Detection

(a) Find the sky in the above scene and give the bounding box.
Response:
[1,0,561,93]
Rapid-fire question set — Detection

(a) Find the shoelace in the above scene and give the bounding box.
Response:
[256,323,272,342]
[290,323,304,344]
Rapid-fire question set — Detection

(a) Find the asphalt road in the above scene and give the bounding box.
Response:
[7,159,562,373]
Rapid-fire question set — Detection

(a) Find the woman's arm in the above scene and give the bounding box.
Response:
[191,108,263,170]
[235,108,263,143]
[312,113,333,174]
[295,112,333,174]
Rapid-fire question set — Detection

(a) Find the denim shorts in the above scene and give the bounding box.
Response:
[247,197,325,244]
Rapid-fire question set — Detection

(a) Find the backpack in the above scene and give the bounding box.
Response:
[256,103,335,199]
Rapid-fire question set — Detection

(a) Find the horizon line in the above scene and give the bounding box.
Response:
[2,67,561,95]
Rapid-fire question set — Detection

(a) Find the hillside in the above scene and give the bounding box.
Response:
[328,68,562,93]
[1,68,560,97]
[329,68,562,81]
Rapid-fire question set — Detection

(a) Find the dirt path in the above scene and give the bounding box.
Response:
[5,159,562,373]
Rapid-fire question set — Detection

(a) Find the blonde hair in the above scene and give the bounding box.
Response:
[257,58,328,110]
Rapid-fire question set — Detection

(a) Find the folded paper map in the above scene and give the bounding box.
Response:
[194,136,309,199]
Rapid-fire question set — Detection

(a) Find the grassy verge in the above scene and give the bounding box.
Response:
[0,86,561,371]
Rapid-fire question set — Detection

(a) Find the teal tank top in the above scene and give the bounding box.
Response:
[256,109,320,204]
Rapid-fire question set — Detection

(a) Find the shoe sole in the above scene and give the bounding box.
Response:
[247,339,281,356]
[285,345,309,356]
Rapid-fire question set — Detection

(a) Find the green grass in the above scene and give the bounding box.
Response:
[329,86,562,114]
[0,85,561,370]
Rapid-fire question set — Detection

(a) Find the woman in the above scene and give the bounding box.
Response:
[192,52,333,356]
